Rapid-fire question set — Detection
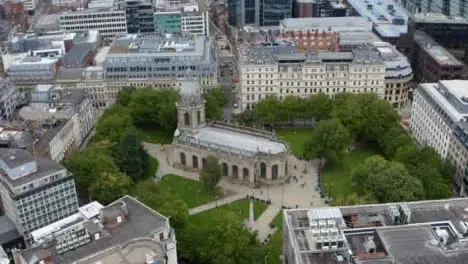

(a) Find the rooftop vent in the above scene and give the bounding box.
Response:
[364,236,376,253]
[9,156,15,160]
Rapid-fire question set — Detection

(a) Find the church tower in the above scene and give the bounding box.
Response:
[176,77,206,135]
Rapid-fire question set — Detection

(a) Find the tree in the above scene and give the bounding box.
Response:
[352,155,424,203]
[116,87,136,106]
[200,155,222,191]
[178,212,263,264]
[64,146,120,200]
[253,96,281,126]
[304,93,333,120]
[89,172,132,204]
[95,105,135,142]
[333,93,398,140]
[133,180,189,230]
[114,128,150,182]
[395,146,452,199]
[203,88,229,120]
[304,119,352,162]
[377,124,413,158]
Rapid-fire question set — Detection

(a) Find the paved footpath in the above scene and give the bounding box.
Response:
[253,205,281,242]
[189,193,246,215]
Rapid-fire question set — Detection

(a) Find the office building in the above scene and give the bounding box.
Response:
[345,0,408,46]
[403,0,468,18]
[18,85,95,161]
[410,80,468,195]
[283,198,468,263]
[0,148,79,246]
[181,11,210,36]
[154,11,182,34]
[18,0,37,13]
[293,0,350,18]
[104,34,218,91]
[14,196,178,264]
[227,0,293,26]
[412,31,467,83]
[125,0,155,33]
[278,17,375,52]
[371,42,412,108]
[0,78,20,121]
[238,45,386,111]
[51,0,80,6]
[58,9,127,42]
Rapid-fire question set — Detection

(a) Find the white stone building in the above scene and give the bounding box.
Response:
[169,78,291,185]
[410,80,468,196]
[181,11,210,37]
[58,9,127,42]
[238,45,386,111]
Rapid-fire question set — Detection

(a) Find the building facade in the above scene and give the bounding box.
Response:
[125,0,155,33]
[0,78,20,121]
[181,11,210,36]
[168,78,290,185]
[410,80,468,195]
[403,0,468,18]
[293,0,350,18]
[0,149,79,246]
[154,11,182,34]
[58,9,127,42]
[15,196,178,264]
[104,34,218,91]
[227,0,293,26]
[372,42,413,108]
[238,45,386,111]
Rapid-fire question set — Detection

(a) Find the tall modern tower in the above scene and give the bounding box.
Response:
[227,0,293,26]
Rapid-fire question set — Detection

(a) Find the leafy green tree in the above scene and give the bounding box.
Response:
[128,87,162,128]
[203,88,229,120]
[178,212,263,264]
[377,124,413,158]
[95,105,134,142]
[89,172,132,204]
[304,93,333,120]
[64,146,120,200]
[200,155,222,191]
[352,155,424,202]
[333,93,398,140]
[253,96,281,126]
[304,119,352,162]
[395,146,451,199]
[133,180,189,229]
[116,87,136,106]
[114,128,150,182]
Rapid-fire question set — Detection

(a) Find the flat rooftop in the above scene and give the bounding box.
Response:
[19,196,169,263]
[285,198,468,264]
[280,17,372,32]
[346,0,408,37]
[411,13,468,24]
[414,31,464,66]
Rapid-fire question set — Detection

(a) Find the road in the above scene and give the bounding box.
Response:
[219,65,236,121]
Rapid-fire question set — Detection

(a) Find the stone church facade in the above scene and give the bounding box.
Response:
[168,80,291,186]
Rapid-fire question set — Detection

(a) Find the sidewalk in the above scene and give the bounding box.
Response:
[189,193,245,215]
[253,205,281,242]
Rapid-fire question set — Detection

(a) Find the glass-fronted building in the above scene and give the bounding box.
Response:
[227,0,292,26]
[154,11,182,34]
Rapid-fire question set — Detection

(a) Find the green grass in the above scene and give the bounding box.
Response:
[137,128,173,144]
[159,174,216,208]
[190,199,268,228]
[264,230,283,264]
[147,155,159,178]
[270,211,283,228]
[276,128,314,157]
[322,148,378,203]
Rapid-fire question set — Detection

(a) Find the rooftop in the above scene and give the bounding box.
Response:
[370,42,412,79]
[280,17,372,32]
[345,0,408,37]
[411,13,468,24]
[414,31,464,66]
[0,148,66,188]
[284,198,468,264]
[19,196,170,264]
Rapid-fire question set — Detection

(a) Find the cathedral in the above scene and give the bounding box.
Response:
[168,79,291,186]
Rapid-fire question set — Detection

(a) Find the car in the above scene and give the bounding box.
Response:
[233,103,238,108]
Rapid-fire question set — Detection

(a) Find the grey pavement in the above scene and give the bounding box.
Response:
[143,142,326,240]
[189,193,246,215]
